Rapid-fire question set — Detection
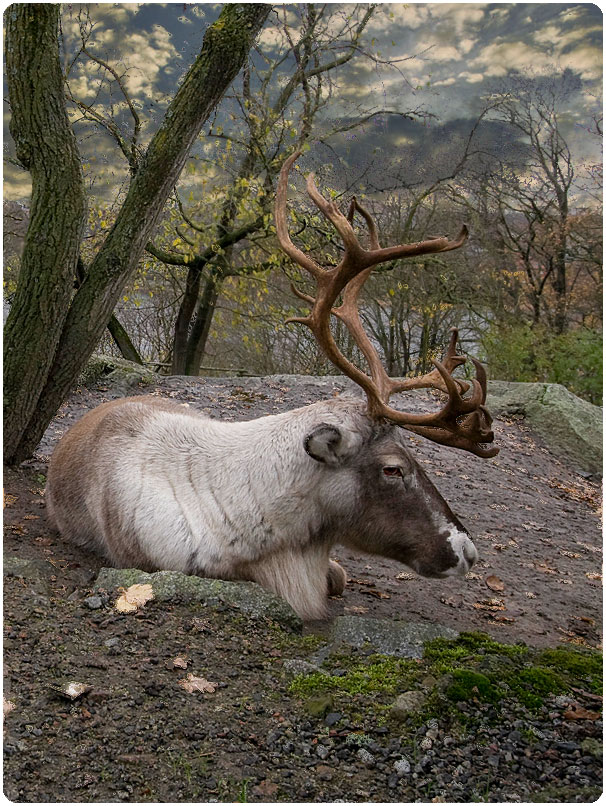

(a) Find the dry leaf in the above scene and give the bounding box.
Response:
[585,572,602,581]
[525,591,537,598]
[473,598,505,612]
[172,656,188,669]
[50,681,92,700]
[563,703,601,721]
[3,492,17,508]
[115,583,154,613]
[3,697,15,721]
[178,674,217,694]
[360,588,391,599]
[344,605,369,614]
[485,574,505,592]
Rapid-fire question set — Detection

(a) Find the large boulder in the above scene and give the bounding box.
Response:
[94,567,302,632]
[487,381,602,477]
[79,354,158,393]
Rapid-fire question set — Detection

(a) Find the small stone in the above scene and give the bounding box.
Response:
[103,637,119,648]
[357,748,375,766]
[324,712,342,727]
[394,757,411,776]
[84,595,103,610]
[316,744,330,760]
[391,690,426,721]
[420,737,432,751]
[283,659,325,676]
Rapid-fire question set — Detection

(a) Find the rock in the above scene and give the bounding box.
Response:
[316,744,330,760]
[420,737,432,750]
[391,690,427,721]
[306,695,334,718]
[79,354,158,393]
[486,380,602,476]
[357,748,375,766]
[329,616,458,658]
[324,712,342,727]
[3,555,51,597]
[84,595,103,610]
[394,757,412,776]
[283,659,326,677]
[94,568,302,632]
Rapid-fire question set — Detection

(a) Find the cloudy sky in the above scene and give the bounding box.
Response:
[3,3,602,203]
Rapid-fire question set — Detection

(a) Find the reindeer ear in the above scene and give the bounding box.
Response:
[304,424,356,465]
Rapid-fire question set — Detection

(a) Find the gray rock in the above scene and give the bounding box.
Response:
[329,615,457,658]
[486,380,602,476]
[84,595,103,610]
[357,748,375,766]
[79,354,158,393]
[394,757,412,776]
[316,744,330,760]
[391,690,427,721]
[94,567,302,632]
[282,659,326,677]
[3,555,51,596]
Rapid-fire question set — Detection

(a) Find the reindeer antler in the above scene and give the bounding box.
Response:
[275,151,498,459]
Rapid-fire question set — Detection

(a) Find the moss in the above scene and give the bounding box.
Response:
[289,654,420,699]
[424,632,527,668]
[445,669,502,704]
[537,646,602,693]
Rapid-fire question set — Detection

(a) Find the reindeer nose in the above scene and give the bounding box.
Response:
[443,529,478,576]
[463,538,478,568]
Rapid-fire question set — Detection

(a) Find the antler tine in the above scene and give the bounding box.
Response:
[275,152,325,280]
[347,197,381,250]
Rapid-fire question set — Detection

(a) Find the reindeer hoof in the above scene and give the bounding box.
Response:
[327,560,347,596]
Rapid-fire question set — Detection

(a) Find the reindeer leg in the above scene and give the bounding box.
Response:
[327,560,347,596]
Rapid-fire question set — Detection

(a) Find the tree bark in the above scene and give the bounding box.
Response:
[5,3,271,464]
[184,273,222,376]
[107,315,144,365]
[3,4,87,458]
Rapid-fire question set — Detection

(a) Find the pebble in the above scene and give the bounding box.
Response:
[357,748,375,766]
[394,757,411,776]
[84,596,103,610]
[316,744,330,760]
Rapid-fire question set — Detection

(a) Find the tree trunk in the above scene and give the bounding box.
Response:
[3,4,87,458]
[172,264,204,374]
[5,4,271,464]
[107,315,143,365]
[184,274,222,376]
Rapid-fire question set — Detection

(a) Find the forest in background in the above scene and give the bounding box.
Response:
[4,4,602,428]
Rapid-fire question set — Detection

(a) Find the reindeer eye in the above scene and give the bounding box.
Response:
[383,466,403,478]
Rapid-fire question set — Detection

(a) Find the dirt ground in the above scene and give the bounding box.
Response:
[5,372,602,649]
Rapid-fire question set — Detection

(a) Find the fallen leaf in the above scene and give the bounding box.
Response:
[563,703,601,721]
[3,493,17,508]
[473,598,506,612]
[360,588,391,599]
[172,656,188,669]
[344,605,369,614]
[178,674,218,694]
[115,583,154,613]
[3,697,15,721]
[525,591,537,598]
[50,681,92,700]
[560,550,581,559]
[585,572,602,581]
[485,574,505,592]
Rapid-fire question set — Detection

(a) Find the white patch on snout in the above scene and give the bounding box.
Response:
[444,527,478,576]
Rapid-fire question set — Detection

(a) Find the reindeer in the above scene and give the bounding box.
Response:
[45,152,498,620]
